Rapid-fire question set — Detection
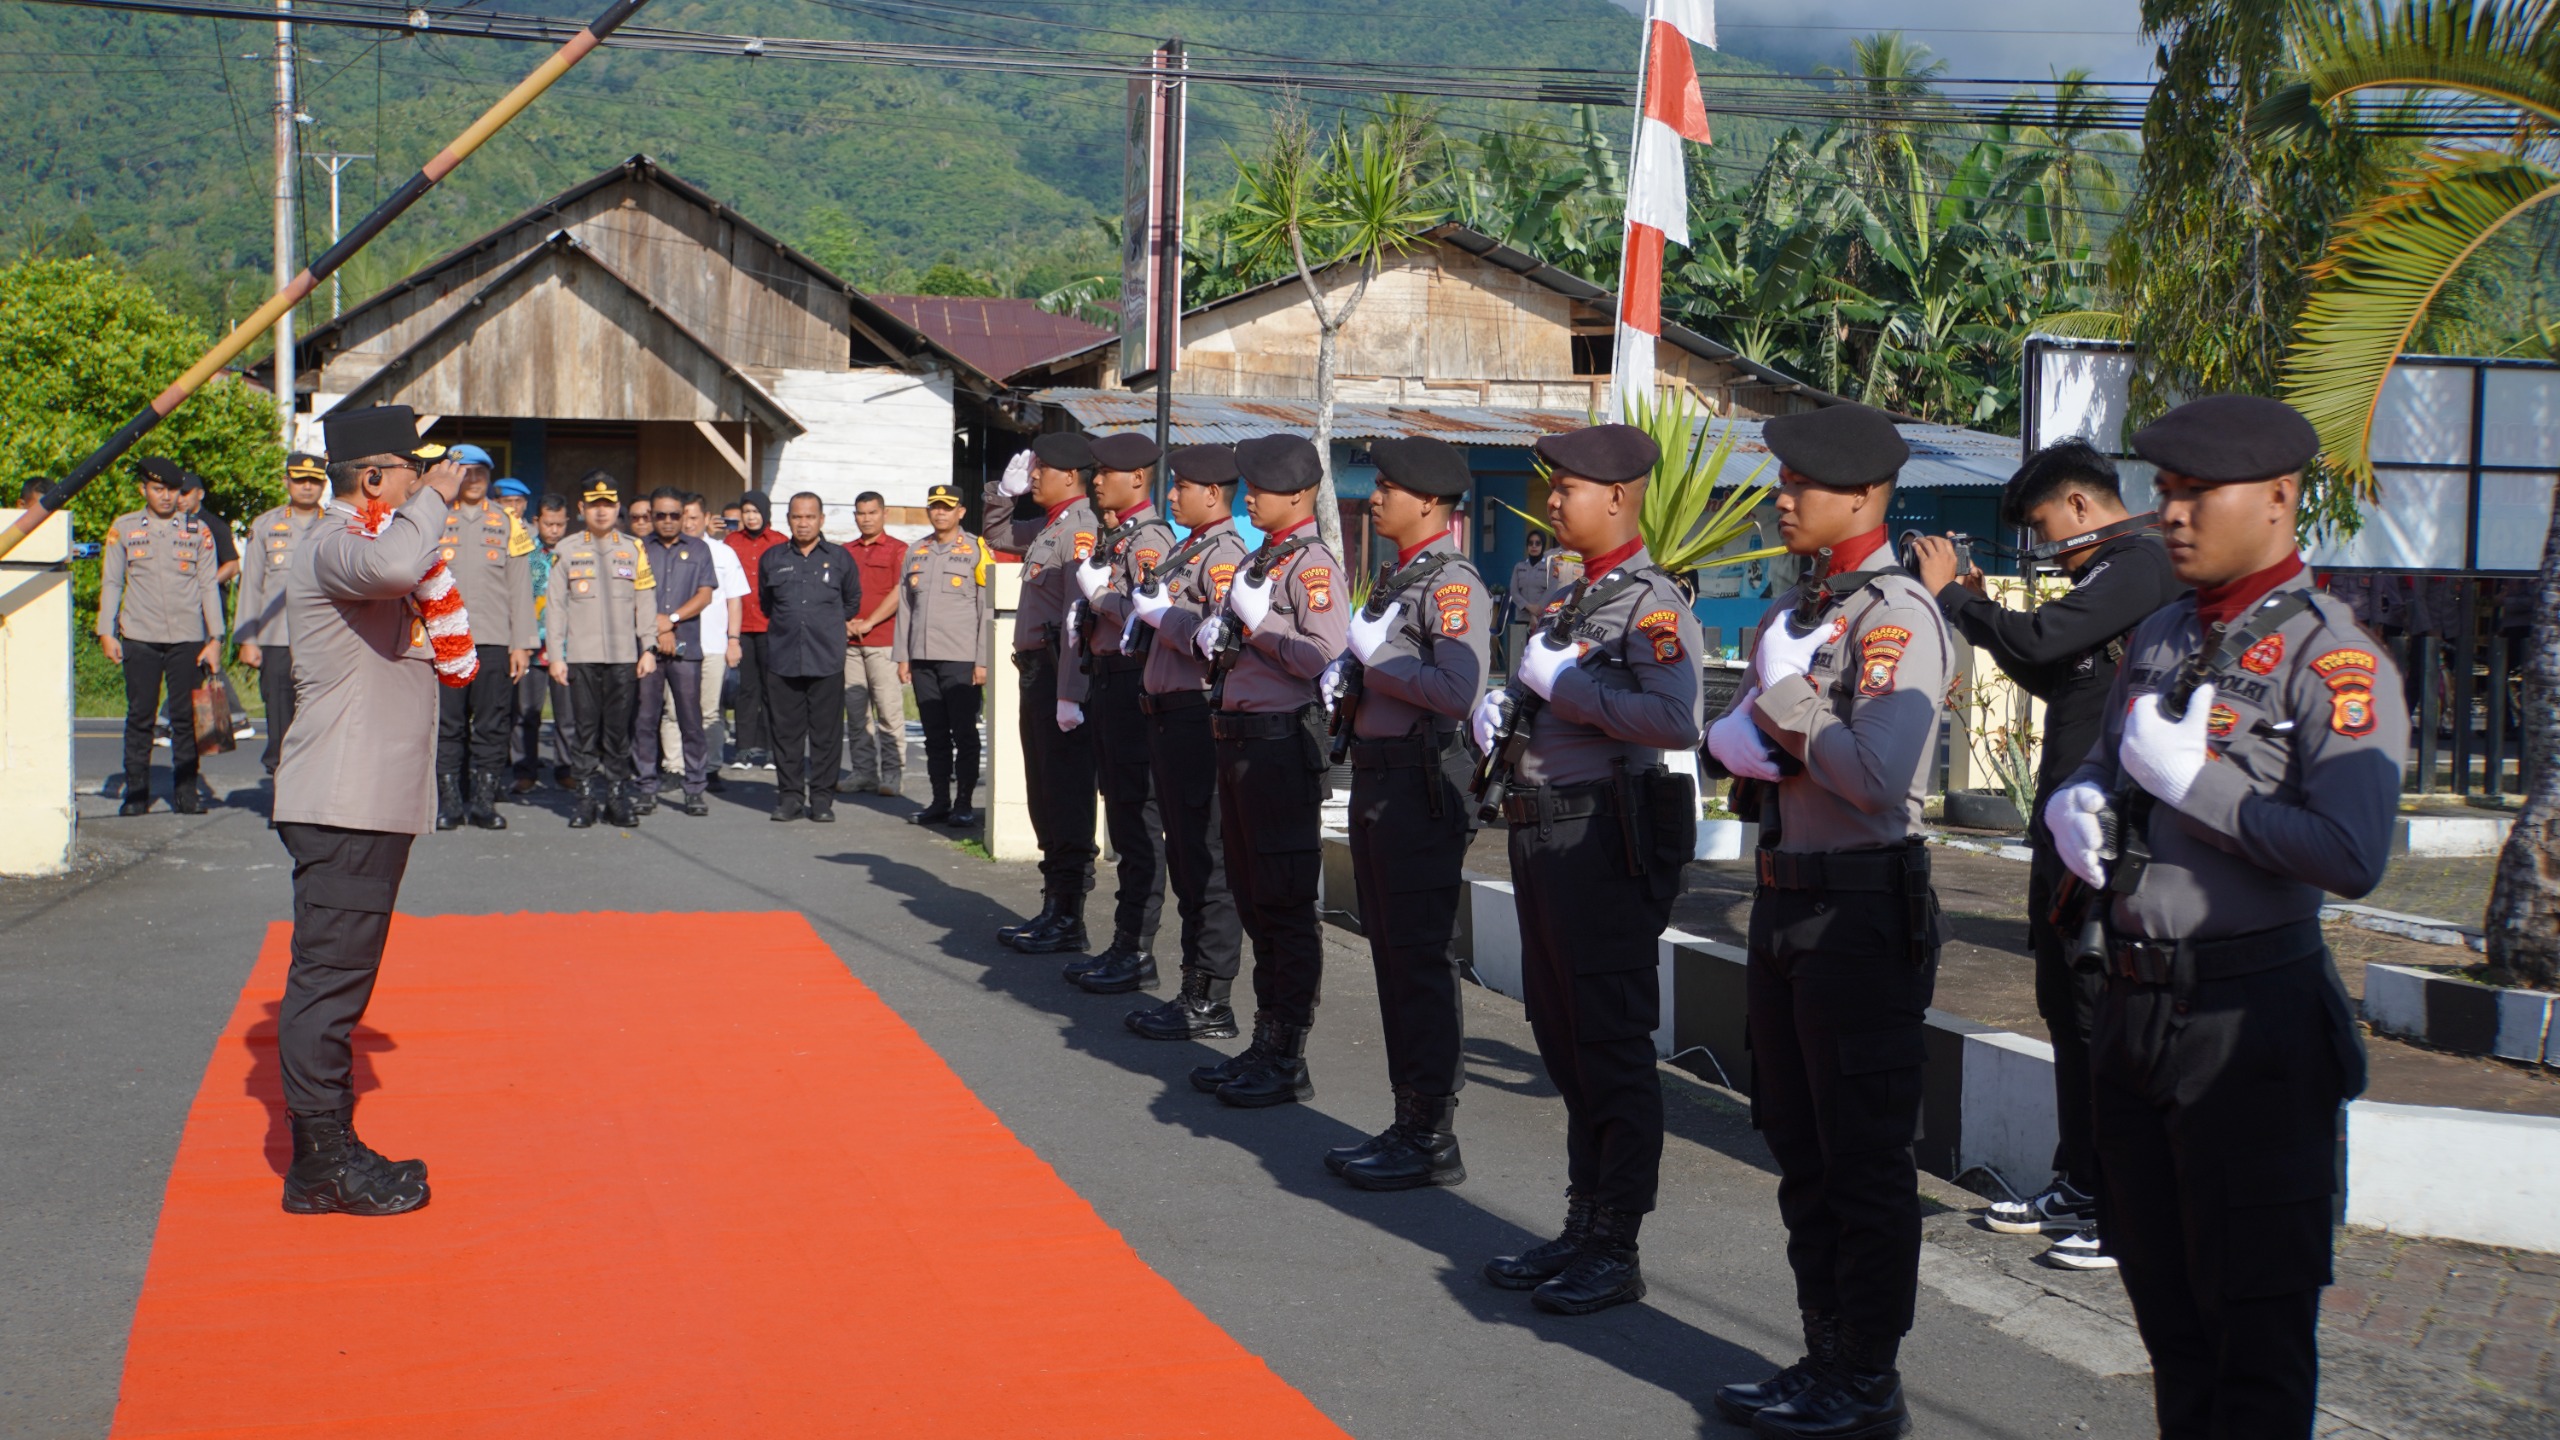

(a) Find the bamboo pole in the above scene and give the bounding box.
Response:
[0,0,653,561]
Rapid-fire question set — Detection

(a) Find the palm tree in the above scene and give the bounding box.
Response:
[2269,0,2560,985]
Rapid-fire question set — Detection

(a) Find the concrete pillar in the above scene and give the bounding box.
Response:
[0,507,75,874]
[986,565,1035,861]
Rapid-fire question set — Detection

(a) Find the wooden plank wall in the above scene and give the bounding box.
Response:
[767,368,956,536]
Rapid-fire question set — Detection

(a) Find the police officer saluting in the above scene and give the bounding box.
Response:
[1703,404,1953,1437]
[233,452,332,781]
[99,456,226,815]
[2045,397,2403,1439]
[431,445,535,831]
[1184,433,1347,1108]
[1121,446,1250,1040]
[1320,436,1488,1190]
[545,474,658,829]
[894,482,992,828]
[985,435,1102,956]
[1474,423,1702,1314]
[1063,431,1177,993]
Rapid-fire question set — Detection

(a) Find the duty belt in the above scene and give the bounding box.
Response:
[1498,779,1618,826]
[2103,917,2324,986]
[1348,729,1458,770]
[1010,648,1052,671]
[1756,845,1924,894]
[1086,654,1145,676]
[1210,708,1307,741]
[1139,689,1208,716]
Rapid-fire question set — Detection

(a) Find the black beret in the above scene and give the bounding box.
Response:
[1090,431,1163,471]
[1031,431,1097,470]
[135,456,187,488]
[1763,404,1908,487]
[2131,395,2320,483]
[323,404,421,464]
[176,470,207,494]
[1369,436,1472,498]
[1533,423,1658,484]
[1236,434,1322,493]
[1168,444,1239,486]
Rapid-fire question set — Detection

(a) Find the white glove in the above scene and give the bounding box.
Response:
[1054,699,1084,731]
[1517,633,1592,700]
[1074,556,1112,603]
[1228,569,1274,631]
[1705,686,1784,782]
[2044,781,2112,889]
[1470,689,1513,755]
[997,451,1033,497]
[1753,613,1830,686]
[1130,582,1173,629]
[1347,601,1403,665]
[2119,681,2214,810]
[1193,614,1228,660]
[1319,655,1352,714]
[1061,601,1082,654]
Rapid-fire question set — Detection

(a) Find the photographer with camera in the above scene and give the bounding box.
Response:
[1907,441,2179,1269]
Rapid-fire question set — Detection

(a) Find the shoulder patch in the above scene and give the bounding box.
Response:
[2313,647,2381,737]
[1208,562,1237,601]
[1299,564,1334,612]
[1635,607,1684,663]
[1857,624,1912,698]
[2239,633,2285,674]
[1133,546,1163,574]
[1434,581,1474,635]
[1072,531,1096,561]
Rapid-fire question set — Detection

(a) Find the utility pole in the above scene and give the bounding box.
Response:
[272,0,298,446]
[308,153,372,316]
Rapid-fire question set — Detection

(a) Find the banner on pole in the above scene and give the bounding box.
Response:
[1121,43,1186,386]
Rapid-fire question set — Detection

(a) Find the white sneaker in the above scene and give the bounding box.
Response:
[2038,1227,2118,1270]
[1987,1179,2098,1234]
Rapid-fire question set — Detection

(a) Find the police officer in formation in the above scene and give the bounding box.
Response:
[1320,435,1488,1190]
[1474,424,1704,1315]
[1701,404,1953,1436]
[546,474,658,829]
[985,434,1102,956]
[1185,434,1348,1108]
[1062,431,1177,993]
[232,452,331,779]
[99,456,226,816]
[1122,445,1250,1041]
[432,445,535,832]
[893,482,992,828]
[2047,396,2404,1439]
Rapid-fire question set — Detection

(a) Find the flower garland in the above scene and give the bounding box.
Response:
[355,497,478,687]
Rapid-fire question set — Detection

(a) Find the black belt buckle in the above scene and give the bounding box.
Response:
[2108,938,2176,986]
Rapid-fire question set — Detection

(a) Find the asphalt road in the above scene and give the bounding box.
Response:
[1,736,2159,1438]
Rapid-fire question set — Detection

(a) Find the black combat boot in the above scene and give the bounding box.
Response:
[1342,1092,1465,1191]
[568,774,602,828]
[1011,894,1088,956]
[436,774,466,830]
[632,778,659,817]
[1532,1205,1646,1315]
[1715,1312,1839,1425]
[1326,1085,1408,1176]
[998,898,1061,949]
[1216,1018,1312,1108]
[1190,1010,1277,1091]
[1747,1324,1907,1438]
[337,1107,428,1185]
[1075,941,1158,994]
[606,779,640,829]
[909,796,951,826]
[1128,968,1239,1041]
[281,1114,429,1216]
[1059,935,1124,983]
[468,771,508,830]
[772,790,806,822]
[1484,1193,1596,1289]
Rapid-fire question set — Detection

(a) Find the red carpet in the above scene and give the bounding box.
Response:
[111,912,1351,1439]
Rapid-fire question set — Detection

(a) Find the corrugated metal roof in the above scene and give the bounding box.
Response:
[871,295,1115,383]
[1035,389,2017,489]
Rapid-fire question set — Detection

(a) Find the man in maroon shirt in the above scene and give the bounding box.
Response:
[844,491,910,797]
[725,490,786,769]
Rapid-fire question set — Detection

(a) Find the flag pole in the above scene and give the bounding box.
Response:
[1608,0,1659,424]
[0,0,655,563]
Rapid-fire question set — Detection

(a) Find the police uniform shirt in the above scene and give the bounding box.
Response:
[987,491,1099,657]
[545,530,657,665]
[758,538,863,678]
[1520,543,1705,787]
[1354,532,1491,738]
[892,531,993,669]
[642,533,718,657]
[97,508,223,644]
[1140,520,1248,698]
[2064,571,2408,941]
[1742,558,1956,851]
[1508,554,1552,620]
[1083,502,1179,660]
[232,504,329,648]
[437,499,537,650]
[1220,519,1349,713]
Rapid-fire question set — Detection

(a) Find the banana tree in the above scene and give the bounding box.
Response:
[2268,0,2560,985]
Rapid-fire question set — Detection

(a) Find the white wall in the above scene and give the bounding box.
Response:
[766,367,956,540]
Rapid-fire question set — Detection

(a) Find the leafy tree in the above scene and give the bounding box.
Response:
[913,261,1001,298]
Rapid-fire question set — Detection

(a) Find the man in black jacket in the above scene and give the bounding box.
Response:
[758,492,863,822]
[1908,441,2181,1268]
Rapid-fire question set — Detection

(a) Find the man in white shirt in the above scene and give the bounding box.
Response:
[662,492,750,784]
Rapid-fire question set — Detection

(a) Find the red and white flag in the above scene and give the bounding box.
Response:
[1611,0,1715,420]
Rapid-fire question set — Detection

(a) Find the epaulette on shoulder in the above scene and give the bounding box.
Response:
[2305,588,2386,648]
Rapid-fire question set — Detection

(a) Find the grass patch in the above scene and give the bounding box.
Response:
[955,837,993,861]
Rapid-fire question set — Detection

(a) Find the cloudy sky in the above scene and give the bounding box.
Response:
[1620,0,2159,84]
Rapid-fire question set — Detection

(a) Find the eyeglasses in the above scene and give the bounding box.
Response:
[652,509,683,520]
